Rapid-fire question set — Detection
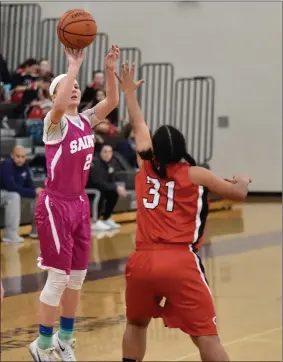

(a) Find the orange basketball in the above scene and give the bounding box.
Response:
[57,9,97,49]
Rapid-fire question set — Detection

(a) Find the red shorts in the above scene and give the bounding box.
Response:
[35,191,91,275]
[125,244,217,336]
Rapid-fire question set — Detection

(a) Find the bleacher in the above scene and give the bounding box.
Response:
[0,3,237,233]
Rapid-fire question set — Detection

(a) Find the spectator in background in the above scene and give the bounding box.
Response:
[81,88,119,126]
[26,74,53,119]
[81,70,105,106]
[38,59,53,77]
[10,58,39,106]
[0,146,43,239]
[80,72,119,125]
[0,54,12,102]
[115,123,138,168]
[87,144,128,231]
[0,189,23,243]
[95,89,119,126]
[25,74,53,146]
[0,54,11,84]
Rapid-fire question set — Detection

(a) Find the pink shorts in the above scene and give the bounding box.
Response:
[35,191,91,275]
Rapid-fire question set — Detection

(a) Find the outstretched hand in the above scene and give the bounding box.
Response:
[115,63,144,94]
[105,45,120,71]
[64,48,84,70]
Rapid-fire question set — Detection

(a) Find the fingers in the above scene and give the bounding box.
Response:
[121,62,130,76]
[223,178,235,184]
[107,44,120,60]
[125,62,129,74]
[77,49,84,58]
[118,62,145,88]
[64,47,70,56]
[136,79,145,87]
[64,47,84,58]
[112,44,120,57]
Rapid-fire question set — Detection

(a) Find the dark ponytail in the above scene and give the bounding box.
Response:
[184,153,196,166]
[150,158,167,178]
[150,125,196,178]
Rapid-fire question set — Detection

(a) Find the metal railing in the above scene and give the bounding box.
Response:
[1,4,216,164]
[174,77,215,165]
[1,3,41,71]
[139,63,174,132]
[118,48,142,122]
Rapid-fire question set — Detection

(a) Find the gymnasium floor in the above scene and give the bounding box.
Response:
[1,202,282,361]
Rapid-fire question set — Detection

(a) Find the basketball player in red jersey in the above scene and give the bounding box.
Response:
[115,64,251,362]
[29,46,120,362]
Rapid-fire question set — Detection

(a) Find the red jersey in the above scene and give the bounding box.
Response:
[135,160,208,249]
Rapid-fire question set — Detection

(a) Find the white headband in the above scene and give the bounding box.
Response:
[49,74,67,96]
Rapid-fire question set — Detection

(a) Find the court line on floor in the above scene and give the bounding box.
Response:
[174,326,282,361]
[247,338,281,344]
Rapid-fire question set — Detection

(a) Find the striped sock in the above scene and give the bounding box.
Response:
[58,316,75,341]
[37,325,53,350]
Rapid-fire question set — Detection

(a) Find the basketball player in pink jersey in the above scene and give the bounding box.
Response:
[29,45,120,362]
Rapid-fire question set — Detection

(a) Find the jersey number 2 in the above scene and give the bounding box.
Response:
[83,154,93,170]
[143,176,175,212]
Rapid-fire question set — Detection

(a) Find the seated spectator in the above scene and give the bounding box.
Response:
[0,53,11,85]
[0,54,12,102]
[87,144,128,231]
[25,75,53,145]
[0,146,43,240]
[10,58,39,106]
[0,189,23,243]
[26,74,53,119]
[38,59,53,78]
[80,88,119,126]
[115,123,138,168]
[80,70,105,107]
[95,89,119,126]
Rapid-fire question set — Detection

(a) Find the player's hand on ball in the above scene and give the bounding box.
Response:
[115,62,144,94]
[105,45,120,71]
[64,48,84,70]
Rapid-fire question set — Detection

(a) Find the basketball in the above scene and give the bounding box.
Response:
[57,9,97,49]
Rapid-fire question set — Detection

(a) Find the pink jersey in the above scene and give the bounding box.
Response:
[44,114,95,197]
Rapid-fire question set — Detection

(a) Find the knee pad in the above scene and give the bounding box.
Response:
[40,270,69,307]
[66,269,87,290]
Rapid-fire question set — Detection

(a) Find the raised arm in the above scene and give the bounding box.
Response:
[189,166,251,201]
[115,63,151,158]
[88,45,119,125]
[50,49,84,124]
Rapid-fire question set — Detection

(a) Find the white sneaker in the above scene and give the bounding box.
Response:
[91,220,111,231]
[29,338,60,361]
[29,232,38,239]
[53,331,76,361]
[2,234,24,243]
[103,218,121,229]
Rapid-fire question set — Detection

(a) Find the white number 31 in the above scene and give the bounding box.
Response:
[83,153,93,170]
[143,176,175,212]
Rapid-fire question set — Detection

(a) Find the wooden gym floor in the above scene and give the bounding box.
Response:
[1,202,282,361]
